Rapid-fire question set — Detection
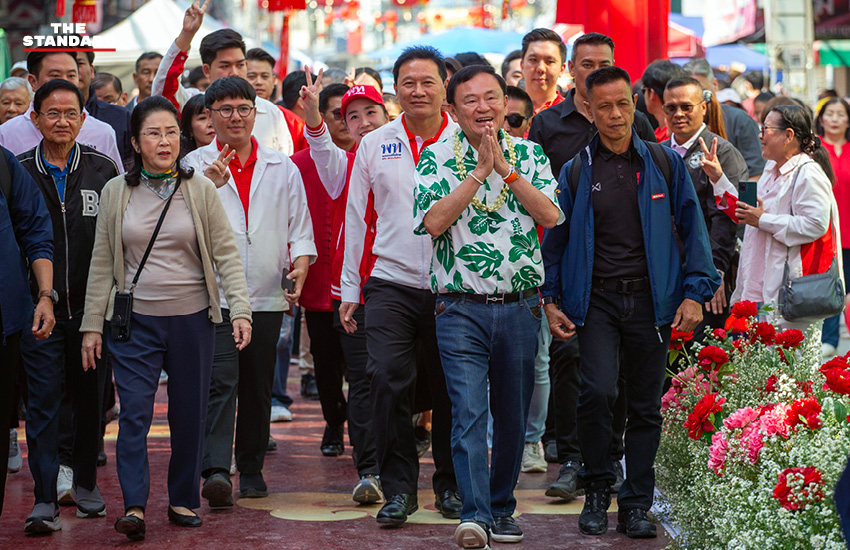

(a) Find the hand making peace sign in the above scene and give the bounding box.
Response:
[204,143,237,188]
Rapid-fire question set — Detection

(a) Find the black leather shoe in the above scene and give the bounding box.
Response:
[490,516,523,543]
[434,489,462,519]
[320,424,344,457]
[167,506,202,527]
[578,486,610,536]
[611,460,625,494]
[546,460,583,500]
[376,493,418,526]
[114,515,145,541]
[616,508,656,538]
[300,373,320,400]
[543,440,558,463]
[239,472,268,498]
[202,471,234,508]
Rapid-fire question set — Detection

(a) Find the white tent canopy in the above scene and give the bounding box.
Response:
[92,0,317,88]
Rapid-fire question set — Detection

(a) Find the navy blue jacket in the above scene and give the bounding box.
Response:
[0,146,53,341]
[541,129,720,327]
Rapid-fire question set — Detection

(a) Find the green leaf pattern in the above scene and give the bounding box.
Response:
[412,134,563,294]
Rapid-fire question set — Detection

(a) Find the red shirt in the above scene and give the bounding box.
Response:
[278,105,309,153]
[402,111,449,165]
[218,137,258,228]
[654,125,669,143]
[824,140,850,247]
[534,92,565,115]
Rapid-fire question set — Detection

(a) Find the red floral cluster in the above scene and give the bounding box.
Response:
[786,397,822,430]
[669,328,694,351]
[750,322,776,345]
[773,467,825,511]
[697,346,729,369]
[731,301,759,319]
[684,393,725,440]
[711,328,727,341]
[820,355,850,396]
[764,373,778,394]
[775,329,805,348]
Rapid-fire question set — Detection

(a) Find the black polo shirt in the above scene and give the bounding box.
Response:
[528,88,657,178]
[591,141,648,279]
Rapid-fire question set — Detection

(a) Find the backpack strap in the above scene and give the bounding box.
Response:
[644,141,672,199]
[567,150,584,200]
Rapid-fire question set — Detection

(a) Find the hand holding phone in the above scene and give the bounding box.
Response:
[739,180,758,207]
[281,269,295,293]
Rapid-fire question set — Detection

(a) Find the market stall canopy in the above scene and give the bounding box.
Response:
[368,26,524,59]
[91,0,316,82]
[668,13,704,58]
[704,44,768,72]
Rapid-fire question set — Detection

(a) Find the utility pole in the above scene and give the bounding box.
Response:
[763,0,817,105]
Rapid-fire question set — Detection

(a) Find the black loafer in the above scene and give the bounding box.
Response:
[376,493,418,526]
[114,515,146,540]
[320,425,345,457]
[239,472,269,498]
[167,506,202,527]
[616,508,656,538]
[202,471,234,508]
[434,489,462,519]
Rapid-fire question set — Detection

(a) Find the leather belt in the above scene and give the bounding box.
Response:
[591,276,650,293]
[442,287,538,304]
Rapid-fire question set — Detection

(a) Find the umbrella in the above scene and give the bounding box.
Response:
[368,26,524,60]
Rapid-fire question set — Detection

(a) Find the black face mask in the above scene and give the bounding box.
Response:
[505,113,529,128]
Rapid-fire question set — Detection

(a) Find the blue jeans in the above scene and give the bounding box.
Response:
[272,312,296,408]
[525,314,551,443]
[435,294,539,525]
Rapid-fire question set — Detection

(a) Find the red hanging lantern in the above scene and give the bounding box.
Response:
[56,0,66,17]
[73,0,98,23]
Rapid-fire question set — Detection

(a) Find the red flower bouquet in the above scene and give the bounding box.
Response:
[684,393,725,440]
[731,300,759,318]
[775,329,805,348]
[773,467,825,511]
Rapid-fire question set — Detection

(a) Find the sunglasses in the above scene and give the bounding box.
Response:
[505,113,529,128]
[661,100,705,117]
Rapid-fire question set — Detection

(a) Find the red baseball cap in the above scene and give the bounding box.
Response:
[340,84,385,119]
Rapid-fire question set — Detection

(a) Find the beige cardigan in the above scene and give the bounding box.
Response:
[80,172,252,333]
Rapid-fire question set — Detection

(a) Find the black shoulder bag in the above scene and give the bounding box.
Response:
[777,162,845,322]
[111,177,183,341]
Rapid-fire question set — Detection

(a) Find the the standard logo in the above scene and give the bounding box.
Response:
[380,142,403,161]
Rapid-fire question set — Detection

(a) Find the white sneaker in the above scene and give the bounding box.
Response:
[454,521,490,549]
[8,429,22,473]
[520,441,547,473]
[57,464,75,505]
[270,404,293,422]
[822,343,838,359]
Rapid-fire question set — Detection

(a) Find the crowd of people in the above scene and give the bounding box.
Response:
[0,1,846,548]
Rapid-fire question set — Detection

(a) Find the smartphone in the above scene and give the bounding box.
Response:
[739,180,758,207]
[281,269,295,293]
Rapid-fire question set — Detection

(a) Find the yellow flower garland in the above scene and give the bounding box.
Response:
[452,130,517,213]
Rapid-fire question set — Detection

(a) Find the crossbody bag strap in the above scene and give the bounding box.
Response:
[128,176,183,293]
[783,160,819,265]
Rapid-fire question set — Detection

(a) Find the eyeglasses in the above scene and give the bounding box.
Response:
[505,113,529,128]
[759,125,785,135]
[140,129,180,141]
[38,110,80,121]
[661,101,705,117]
[209,105,255,119]
[329,108,343,122]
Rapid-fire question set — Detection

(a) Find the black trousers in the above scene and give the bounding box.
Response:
[575,289,671,510]
[362,277,456,497]
[333,300,378,476]
[0,331,21,517]
[20,316,106,503]
[305,310,347,428]
[204,310,283,477]
[545,337,627,463]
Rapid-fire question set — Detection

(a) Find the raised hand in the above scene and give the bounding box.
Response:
[343,67,356,89]
[300,67,324,128]
[177,0,210,51]
[489,123,510,178]
[698,136,723,184]
[204,144,237,188]
[473,130,494,183]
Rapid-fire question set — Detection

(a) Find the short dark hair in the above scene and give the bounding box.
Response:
[199,29,246,67]
[446,64,505,105]
[76,49,95,66]
[204,76,256,109]
[585,66,631,97]
[443,57,462,76]
[455,52,491,68]
[506,85,532,118]
[92,72,122,94]
[571,32,614,63]
[392,46,447,84]
[26,50,76,80]
[127,96,194,187]
[641,60,686,98]
[135,52,163,72]
[521,28,567,64]
[754,91,775,104]
[743,70,764,91]
[187,66,207,88]
[319,83,350,114]
[33,78,85,113]
[501,50,522,78]
[282,70,313,109]
[247,48,276,71]
[355,67,383,90]
[664,76,703,95]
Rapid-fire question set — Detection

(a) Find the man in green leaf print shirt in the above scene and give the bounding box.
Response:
[413,64,563,550]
